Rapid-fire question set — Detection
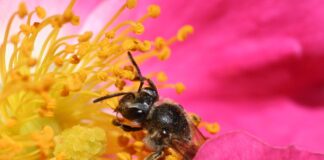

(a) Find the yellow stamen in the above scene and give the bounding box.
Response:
[0,0,199,159]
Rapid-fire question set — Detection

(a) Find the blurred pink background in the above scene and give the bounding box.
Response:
[2,0,324,155]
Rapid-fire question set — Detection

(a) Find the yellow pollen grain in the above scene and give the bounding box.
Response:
[157,72,168,82]
[175,82,185,94]
[205,123,221,134]
[131,22,145,35]
[126,0,137,9]
[36,6,46,19]
[148,5,161,18]
[154,37,166,50]
[138,40,151,51]
[122,38,137,51]
[105,31,115,39]
[18,2,28,18]
[157,47,171,60]
[78,31,93,42]
[116,152,132,160]
[177,25,194,41]
[54,57,64,67]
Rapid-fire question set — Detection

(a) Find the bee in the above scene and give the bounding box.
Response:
[93,52,205,160]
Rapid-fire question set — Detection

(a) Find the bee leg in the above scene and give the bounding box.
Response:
[112,119,142,132]
[145,149,164,160]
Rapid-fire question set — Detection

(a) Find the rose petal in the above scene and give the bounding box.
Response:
[194,131,324,160]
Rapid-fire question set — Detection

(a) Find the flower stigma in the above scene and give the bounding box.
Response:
[0,0,219,159]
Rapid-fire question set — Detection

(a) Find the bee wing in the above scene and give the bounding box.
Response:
[170,122,206,160]
[170,138,198,160]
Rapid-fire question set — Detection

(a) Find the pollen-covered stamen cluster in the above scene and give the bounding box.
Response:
[0,0,196,159]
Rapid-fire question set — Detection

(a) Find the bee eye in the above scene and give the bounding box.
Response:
[122,107,146,121]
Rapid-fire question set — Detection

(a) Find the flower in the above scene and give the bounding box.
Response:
[132,0,324,153]
[0,0,202,159]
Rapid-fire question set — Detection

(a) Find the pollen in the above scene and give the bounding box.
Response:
[54,125,106,160]
[177,25,194,41]
[126,0,137,9]
[175,82,186,94]
[0,0,197,159]
[36,6,46,19]
[148,5,161,18]
[205,123,221,134]
[18,2,28,18]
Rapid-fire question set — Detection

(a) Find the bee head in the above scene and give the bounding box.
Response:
[116,87,158,122]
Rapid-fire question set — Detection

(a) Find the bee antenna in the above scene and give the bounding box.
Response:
[127,51,145,92]
[93,92,131,103]
[127,51,159,97]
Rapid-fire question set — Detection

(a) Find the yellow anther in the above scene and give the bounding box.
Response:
[122,39,137,51]
[205,123,220,134]
[78,31,93,42]
[177,25,194,41]
[165,155,178,160]
[105,31,115,39]
[175,82,185,94]
[97,71,108,81]
[67,75,83,92]
[71,15,80,25]
[147,5,161,18]
[115,79,126,90]
[118,134,131,147]
[50,16,63,28]
[157,72,168,82]
[154,37,166,50]
[27,58,37,67]
[157,47,171,60]
[190,113,201,126]
[63,9,73,22]
[36,6,46,19]
[131,22,145,35]
[54,57,64,67]
[18,2,28,18]
[10,34,20,44]
[64,44,75,53]
[126,0,137,9]
[97,50,109,59]
[20,24,32,34]
[138,40,151,51]
[123,65,134,72]
[116,152,132,160]
[60,85,70,97]
[69,55,80,64]
[132,141,144,152]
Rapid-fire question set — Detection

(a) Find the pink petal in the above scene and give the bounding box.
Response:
[194,131,324,160]
[135,0,324,153]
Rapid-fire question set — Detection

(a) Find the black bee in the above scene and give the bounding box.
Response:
[93,52,205,160]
